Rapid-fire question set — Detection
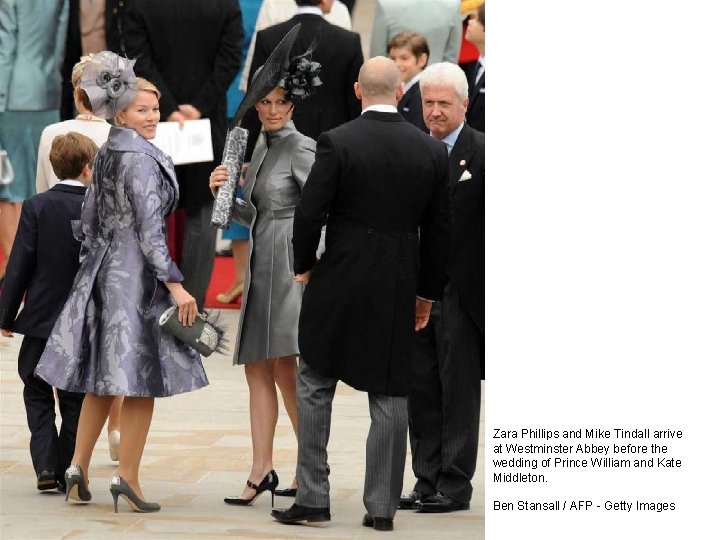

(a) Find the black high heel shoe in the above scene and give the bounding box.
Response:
[224,470,279,507]
[64,465,92,502]
[110,475,161,513]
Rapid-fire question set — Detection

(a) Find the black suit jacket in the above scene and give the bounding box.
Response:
[125,0,243,209]
[466,71,485,133]
[242,14,363,156]
[448,124,484,329]
[398,82,428,133]
[61,0,125,120]
[293,111,451,396]
[0,184,86,339]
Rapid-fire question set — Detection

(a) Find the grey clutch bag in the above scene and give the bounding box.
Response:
[159,306,227,357]
[211,127,248,229]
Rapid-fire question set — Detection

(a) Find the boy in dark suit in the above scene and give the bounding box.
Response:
[387,30,430,132]
[0,132,96,492]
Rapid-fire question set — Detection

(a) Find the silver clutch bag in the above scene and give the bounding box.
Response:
[159,306,227,357]
[211,126,248,229]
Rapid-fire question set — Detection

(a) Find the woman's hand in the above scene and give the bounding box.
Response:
[166,283,198,326]
[209,164,231,197]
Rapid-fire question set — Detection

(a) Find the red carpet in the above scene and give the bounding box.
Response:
[205,256,243,310]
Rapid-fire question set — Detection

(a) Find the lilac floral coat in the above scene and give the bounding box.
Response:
[35,127,208,397]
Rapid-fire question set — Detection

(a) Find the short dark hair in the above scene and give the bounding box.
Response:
[295,0,321,6]
[387,31,430,66]
[478,2,485,26]
[49,132,98,180]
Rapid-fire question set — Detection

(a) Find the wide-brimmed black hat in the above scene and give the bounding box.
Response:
[229,24,321,128]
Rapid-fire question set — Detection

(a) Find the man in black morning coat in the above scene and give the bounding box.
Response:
[241,0,363,155]
[124,0,243,309]
[272,57,451,531]
[400,61,484,514]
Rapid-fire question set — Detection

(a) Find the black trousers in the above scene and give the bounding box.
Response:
[18,336,84,477]
[180,201,216,311]
[408,281,482,503]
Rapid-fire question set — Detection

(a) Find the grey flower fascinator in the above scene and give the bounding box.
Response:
[80,51,138,119]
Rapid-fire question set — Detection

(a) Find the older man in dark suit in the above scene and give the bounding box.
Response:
[399,62,485,514]
[272,57,451,532]
[124,0,243,309]
[242,0,363,155]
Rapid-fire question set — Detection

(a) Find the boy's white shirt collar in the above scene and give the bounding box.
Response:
[403,73,422,93]
[58,179,85,187]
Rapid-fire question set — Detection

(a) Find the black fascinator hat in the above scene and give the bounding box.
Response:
[230,24,322,128]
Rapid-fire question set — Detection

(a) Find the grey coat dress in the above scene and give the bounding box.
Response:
[231,121,316,364]
[34,127,209,397]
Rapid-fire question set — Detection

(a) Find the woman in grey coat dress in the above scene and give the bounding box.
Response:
[35,66,206,512]
[210,85,316,505]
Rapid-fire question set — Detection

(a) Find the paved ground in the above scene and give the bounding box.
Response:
[0,308,484,539]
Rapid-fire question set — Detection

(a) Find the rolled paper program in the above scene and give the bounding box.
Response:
[211,127,248,229]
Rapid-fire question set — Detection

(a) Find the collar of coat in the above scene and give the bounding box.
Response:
[106,126,176,182]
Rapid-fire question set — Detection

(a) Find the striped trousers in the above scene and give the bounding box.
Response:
[295,358,408,518]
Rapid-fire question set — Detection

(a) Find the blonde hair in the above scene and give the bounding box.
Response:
[72,54,94,111]
[115,77,162,124]
[136,77,161,100]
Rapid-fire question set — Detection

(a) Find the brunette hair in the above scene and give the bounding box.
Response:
[386,31,430,68]
[478,2,485,26]
[49,132,98,180]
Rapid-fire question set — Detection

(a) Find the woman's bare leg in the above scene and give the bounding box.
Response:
[0,202,21,276]
[239,359,278,499]
[71,393,115,484]
[117,396,154,500]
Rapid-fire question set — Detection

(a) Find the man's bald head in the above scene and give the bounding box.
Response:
[354,57,403,107]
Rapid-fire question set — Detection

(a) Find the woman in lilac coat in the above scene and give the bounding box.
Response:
[35,55,206,513]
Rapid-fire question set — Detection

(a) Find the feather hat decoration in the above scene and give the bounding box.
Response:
[230,24,301,128]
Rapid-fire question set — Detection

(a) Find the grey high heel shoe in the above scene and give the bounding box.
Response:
[110,475,161,513]
[64,465,92,503]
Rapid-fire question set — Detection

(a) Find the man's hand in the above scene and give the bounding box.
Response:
[167,111,186,128]
[294,270,313,284]
[1,328,14,338]
[178,104,201,120]
[415,298,432,331]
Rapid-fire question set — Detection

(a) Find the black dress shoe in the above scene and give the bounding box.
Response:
[37,470,58,491]
[274,487,297,497]
[272,503,331,524]
[398,490,427,510]
[362,513,393,531]
[414,492,469,513]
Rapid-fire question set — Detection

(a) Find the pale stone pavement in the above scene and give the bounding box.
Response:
[0,309,484,539]
[1,3,484,537]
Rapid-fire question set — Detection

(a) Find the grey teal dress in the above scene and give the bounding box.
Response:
[231,122,316,364]
[34,127,209,397]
